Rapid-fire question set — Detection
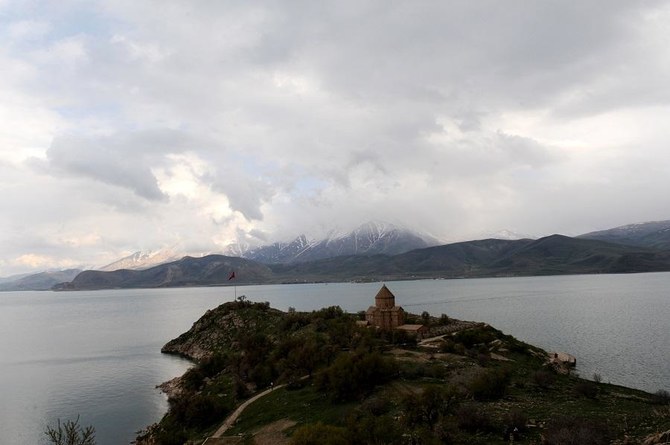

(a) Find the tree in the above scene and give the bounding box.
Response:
[421,311,431,325]
[45,417,96,445]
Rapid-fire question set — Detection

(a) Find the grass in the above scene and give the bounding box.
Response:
[224,345,670,443]
[226,383,357,436]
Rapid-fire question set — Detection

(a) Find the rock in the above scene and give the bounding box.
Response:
[642,430,670,445]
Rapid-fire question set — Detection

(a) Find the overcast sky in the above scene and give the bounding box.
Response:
[2,1,670,276]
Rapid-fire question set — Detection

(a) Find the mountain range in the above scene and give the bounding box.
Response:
[242,221,439,264]
[0,269,82,292]
[55,232,670,291]
[579,220,670,249]
[8,219,670,291]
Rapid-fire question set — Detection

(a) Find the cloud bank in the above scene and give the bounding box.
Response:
[1,1,670,275]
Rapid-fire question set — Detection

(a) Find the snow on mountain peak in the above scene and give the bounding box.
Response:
[484,229,535,241]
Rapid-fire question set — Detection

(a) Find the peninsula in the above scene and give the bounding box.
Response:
[138,286,670,445]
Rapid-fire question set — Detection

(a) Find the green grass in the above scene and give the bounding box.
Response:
[222,357,669,444]
[226,383,357,436]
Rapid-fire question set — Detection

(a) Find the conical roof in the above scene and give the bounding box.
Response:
[375,284,395,302]
[375,284,394,299]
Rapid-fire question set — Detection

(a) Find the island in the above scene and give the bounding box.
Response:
[137,285,670,445]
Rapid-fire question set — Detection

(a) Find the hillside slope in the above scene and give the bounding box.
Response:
[0,269,82,291]
[56,235,670,290]
[55,255,272,290]
[579,220,670,249]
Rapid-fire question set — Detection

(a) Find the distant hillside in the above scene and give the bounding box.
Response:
[55,256,272,291]
[0,269,82,291]
[579,220,670,249]
[56,235,670,290]
[270,235,670,282]
[486,234,670,275]
[245,221,439,264]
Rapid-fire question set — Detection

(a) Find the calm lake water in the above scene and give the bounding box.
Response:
[1,273,669,444]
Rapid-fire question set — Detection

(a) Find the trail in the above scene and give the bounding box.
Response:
[211,384,285,438]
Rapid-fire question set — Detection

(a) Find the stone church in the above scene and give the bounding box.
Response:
[365,284,405,330]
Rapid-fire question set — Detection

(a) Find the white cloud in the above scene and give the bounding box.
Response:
[2,0,670,275]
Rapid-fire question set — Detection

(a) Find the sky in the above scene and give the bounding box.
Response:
[2,1,670,276]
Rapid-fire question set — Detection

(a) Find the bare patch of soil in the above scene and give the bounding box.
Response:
[251,419,297,445]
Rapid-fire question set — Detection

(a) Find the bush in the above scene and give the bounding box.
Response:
[453,327,497,348]
[360,396,391,416]
[170,392,231,428]
[315,350,397,401]
[533,369,555,389]
[439,339,456,353]
[504,409,528,433]
[467,368,510,400]
[574,381,598,399]
[503,410,528,441]
[544,416,610,445]
[44,417,96,445]
[345,412,403,445]
[654,389,670,405]
[456,404,492,432]
[402,386,458,428]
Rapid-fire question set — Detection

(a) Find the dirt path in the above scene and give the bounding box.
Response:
[211,384,285,438]
[208,376,308,441]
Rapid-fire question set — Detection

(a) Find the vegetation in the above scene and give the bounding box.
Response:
[44,417,95,445]
[139,299,670,445]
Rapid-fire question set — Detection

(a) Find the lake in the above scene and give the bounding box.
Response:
[1,273,669,444]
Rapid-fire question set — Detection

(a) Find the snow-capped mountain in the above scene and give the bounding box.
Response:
[99,247,188,271]
[579,220,670,249]
[483,229,535,241]
[244,221,440,264]
[94,223,439,271]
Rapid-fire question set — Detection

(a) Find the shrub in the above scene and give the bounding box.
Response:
[421,311,431,325]
[44,417,96,445]
[360,396,391,416]
[453,343,466,355]
[533,369,555,389]
[315,350,397,401]
[654,389,670,405]
[467,368,510,400]
[504,409,528,433]
[169,392,231,428]
[592,372,602,383]
[402,386,458,428]
[456,404,492,432]
[477,352,491,366]
[544,416,610,445]
[181,366,206,391]
[439,339,456,353]
[345,412,402,445]
[453,327,497,348]
[574,381,598,399]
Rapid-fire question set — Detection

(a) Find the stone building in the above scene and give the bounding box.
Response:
[365,284,405,330]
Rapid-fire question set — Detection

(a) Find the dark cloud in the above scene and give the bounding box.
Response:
[46,135,166,200]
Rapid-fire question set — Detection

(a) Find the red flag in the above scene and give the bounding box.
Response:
[228,271,236,280]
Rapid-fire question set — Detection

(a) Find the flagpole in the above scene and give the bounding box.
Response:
[229,270,237,300]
